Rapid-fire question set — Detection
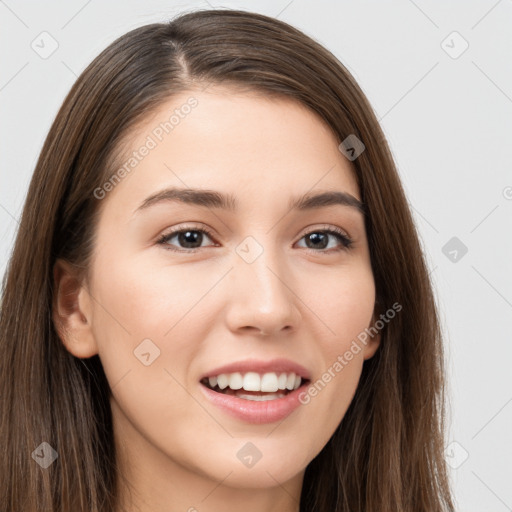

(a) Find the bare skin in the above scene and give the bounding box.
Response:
[53,85,381,512]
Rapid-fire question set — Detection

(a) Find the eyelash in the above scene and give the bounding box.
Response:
[156,224,353,254]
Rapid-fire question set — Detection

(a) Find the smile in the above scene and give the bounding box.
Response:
[201,371,303,401]
[199,360,311,424]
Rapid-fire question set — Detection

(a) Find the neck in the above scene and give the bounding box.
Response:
[115,450,304,512]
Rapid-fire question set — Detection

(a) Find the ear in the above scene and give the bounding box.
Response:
[52,258,98,359]
[362,306,383,361]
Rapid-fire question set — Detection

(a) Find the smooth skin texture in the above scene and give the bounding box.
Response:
[53,86,381,512]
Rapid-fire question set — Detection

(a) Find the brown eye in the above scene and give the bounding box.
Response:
[296,227,353,253]
[157,226,216,252]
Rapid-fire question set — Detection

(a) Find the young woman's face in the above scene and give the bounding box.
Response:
[60,86,380,498]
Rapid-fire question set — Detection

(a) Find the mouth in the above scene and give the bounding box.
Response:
[198,359,312,423]
[200,371,309,401]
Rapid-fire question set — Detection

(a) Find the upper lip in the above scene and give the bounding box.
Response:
[200,358,311,381]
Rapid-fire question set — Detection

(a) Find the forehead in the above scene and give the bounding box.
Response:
[99,86,360,219]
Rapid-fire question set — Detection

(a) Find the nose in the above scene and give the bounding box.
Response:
[224,240,301,337]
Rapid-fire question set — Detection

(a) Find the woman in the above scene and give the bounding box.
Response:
[0,8,455,512]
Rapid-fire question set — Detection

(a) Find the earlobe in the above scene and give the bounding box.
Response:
[362,309,383,361]
[363,332,381,360]
[52,258,98,359]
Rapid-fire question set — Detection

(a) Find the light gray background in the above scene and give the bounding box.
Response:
[1,1,511,510]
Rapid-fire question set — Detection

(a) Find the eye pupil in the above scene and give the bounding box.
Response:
[306,232,328,249]
[179,230,202,248]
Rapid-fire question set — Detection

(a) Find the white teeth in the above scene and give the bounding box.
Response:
[260,373,279,392]
[205,371,304,392]
[228,372,243,390]
[217,374,229,390]
[243,372,261,391]
[285,373,295,390]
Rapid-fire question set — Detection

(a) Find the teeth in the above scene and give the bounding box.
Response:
[217,374,229,390]
[243,372,260,391]
[205,371,303,392]
[260,373,279,392]
[228,372,243,390]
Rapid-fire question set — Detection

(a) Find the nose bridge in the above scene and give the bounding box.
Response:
[236,234,287,302]
[228,233,299,333]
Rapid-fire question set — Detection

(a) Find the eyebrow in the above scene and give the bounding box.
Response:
[133,187,365,215]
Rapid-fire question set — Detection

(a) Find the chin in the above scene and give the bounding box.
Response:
[189,437,313,489]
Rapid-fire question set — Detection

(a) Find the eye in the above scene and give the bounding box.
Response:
[296,226,353,253]
[157,224,353,254]
[157,225,217,252]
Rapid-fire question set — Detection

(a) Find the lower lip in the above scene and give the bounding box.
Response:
[199,383,307,424]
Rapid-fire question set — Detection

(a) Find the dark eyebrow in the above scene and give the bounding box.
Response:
[134,188,238,214]
[290,190,365,214]
[133,188,365,215]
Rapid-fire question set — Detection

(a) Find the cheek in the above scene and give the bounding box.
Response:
[298,263,375,426]
[87,255,203,395]
[88,256,212,460]
[309,261,376,345]
[91,251,217,340]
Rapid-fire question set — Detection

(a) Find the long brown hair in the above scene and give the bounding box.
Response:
[0,8,454,511]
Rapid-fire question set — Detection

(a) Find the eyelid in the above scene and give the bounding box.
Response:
[298,223,351,240]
